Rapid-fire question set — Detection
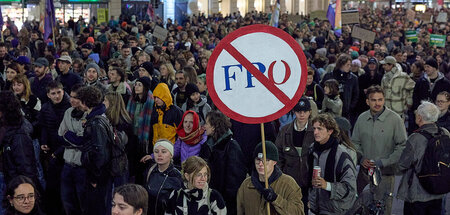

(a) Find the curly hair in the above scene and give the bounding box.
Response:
[77,86,103,108]
[206,110,231,141]
[312,114,340,138]
[0,91,23,126]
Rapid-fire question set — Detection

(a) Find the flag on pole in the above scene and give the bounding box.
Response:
[327,0,341,37]
[0,6,4,28]
[270,0,280,27]
[147,1,155,21]
[44,0,55,41]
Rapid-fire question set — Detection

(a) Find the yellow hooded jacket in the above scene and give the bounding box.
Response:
[151,83,183,144]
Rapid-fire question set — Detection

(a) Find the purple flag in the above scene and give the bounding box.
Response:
[44,0,55,40]
[0,6,4,27]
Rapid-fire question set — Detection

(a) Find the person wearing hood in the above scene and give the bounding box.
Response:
[151,83,183,144]
[237,141,304,215]
[81,43,104,68]
[181,83,211,125]
[77,86,113,215]
[84,62,107,94]
[203,110,247,215]
[144,139,182,215]
[57,55,83,94]
[173,110,208,166]
[137,62,159,92]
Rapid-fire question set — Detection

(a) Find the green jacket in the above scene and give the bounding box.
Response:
[352,107,407,175]
[237,174,304,215]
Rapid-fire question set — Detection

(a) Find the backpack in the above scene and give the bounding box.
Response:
[415,127,450,194]
[95,116,129,177]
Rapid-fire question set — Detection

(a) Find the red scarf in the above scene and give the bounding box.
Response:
[176,110,204,145]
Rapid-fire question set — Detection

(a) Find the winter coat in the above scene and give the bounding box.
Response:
[321,69,359,117]
[145,163,183,215]
[30,73,53,104]
[181,95,212,124]
[173,132,208,163]
[437,111,450,131]
[397,123,448,203]
[304,82,324,109]
[151,83,183,144]
[308,140,357,215]
[206,129,247,215]
[237,174,304,215]
[275,120,314,188]
[355,71,383,114]
[381,66,415,116]
[107,82,132,106]
[352,107,407,175]
[412,72,450,111]
[58,107,85,166]
[165,184,227,215]
[57,70,83,93]
[321,95,343,117]
[2,119,39,185]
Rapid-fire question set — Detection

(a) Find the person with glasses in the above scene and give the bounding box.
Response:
[436,91,450,131]
[165,156,226,215]
[237,141,304,215]
[6,175,44,215]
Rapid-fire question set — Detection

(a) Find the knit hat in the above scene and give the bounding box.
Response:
[185,83,200,98]
[81,43,94,50]
[425,58,438,69]
[352,59,361,67]
[86,37,95,44]
[351,51,359,59]
[293,97,311,112]
[368,57,378,65]
[139,62,154,76]
[121,22,128,28]
[154,139,174,156]
[136,77,152,91]
[85,63,100,75]
[253,141,278,162]
[16,56,31,65]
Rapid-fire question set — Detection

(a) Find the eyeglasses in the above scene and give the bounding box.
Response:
[436,100,449,104]
[195,172,208,178]
[255,159,270,165]
[14,194,35,203]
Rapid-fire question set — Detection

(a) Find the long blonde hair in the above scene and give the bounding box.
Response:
[105,91,131,126]
[160,63,176,82]
[11,75,32,101]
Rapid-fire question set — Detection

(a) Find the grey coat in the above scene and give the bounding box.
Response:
[397,123,447,203]
[308,142,357,215]
[352,107,407,175]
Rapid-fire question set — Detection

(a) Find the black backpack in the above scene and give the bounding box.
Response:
[95,116,129,177]
[415,128,450,194]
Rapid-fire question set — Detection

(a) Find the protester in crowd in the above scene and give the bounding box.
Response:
[436,91,450,131]
[321,54,359,119]
[410,61,424,82]
[143,139,182,215]
[83,62,107,93]
[380,56,415,119]
[304,68,324,109]
[151,83,183,144]
[108,66,132,104]
[397,101,449,215]
[173,71,188,108]
[57,55,82,94]
[30,57,52,104]
[59,36,80,59]
[77,86,113,215]
[308,114,356,214]
[357,57,382,114]
[173,110,208,166]
[112,184,148,215]
[4,62,20,91]
[204,110,247,215]
[275,97,313,213]
[165,156,227,215]
[321,79,342,117]
[181,83,211,124]
[57,84,86,215]
[12,75,41,133]
[159,63,176,91]
[352,85,407,213]
[5,175,44,215]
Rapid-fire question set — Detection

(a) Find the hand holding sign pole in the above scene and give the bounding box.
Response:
[206,24,307,214]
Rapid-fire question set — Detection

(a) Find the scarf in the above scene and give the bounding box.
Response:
[251,165,283,194]
[309,136,339,183]
[126,90,154,144]
[86,104,106,120]
[176,110,205,145]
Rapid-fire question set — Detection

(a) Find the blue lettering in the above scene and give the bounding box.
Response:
[246,62,266,88]
[222,64,242,91]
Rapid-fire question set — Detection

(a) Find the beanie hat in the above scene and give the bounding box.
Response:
[139,62,154,76]
[81,43,94,50]
[425,58,438,69]
[85,63,100,75]
[351,51,359,59]
[154,139,174,156]
[86,37,95,44]
[253,141,279,162]
[293,97,311,112]
[136,77,152,91]
[185,83,200,98]
[352,59,361,67]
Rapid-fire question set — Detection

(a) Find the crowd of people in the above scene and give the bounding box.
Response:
[0,3,449,215]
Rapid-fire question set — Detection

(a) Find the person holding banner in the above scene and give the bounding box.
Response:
[237,141,304,215]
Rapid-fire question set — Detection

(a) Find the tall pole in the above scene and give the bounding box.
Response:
[260,123,270,215]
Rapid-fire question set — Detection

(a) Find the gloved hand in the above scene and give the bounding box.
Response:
[262,187,278,202]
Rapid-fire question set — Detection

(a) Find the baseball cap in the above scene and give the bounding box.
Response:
[368,58,378,65]
[33,58,49,67]
[379,56,396,65]
[58,55,72,64]
[293,97,311,112]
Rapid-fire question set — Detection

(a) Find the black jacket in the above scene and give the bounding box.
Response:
[80,105,111,184]
[38,94,71,155]
[321,69,359,117]
[2,119,39,185]
[356,71,383,114]
[437,111,450,131]
[412,74,450,111]
[145,163,183,215]
[30,73,53,104]
[206,130,247,215]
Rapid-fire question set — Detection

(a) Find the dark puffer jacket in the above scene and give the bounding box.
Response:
[321,69,359,117]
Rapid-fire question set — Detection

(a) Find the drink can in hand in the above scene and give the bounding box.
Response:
[313,166,321,179]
